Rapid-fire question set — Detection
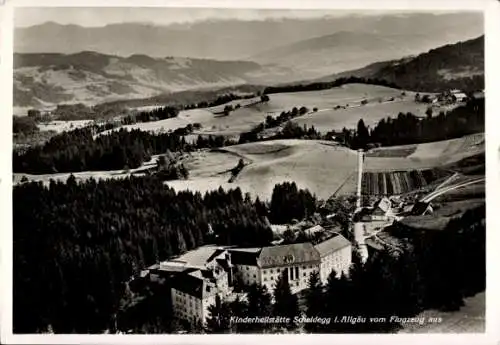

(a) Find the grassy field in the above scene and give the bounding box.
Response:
[363,133,485,172]
[97,108,214,136]
[16,132,484,202]
[45,84,448,141]
[165,134,484,200]
[18,83,483,202]
[359,133,484,196]
[292,99,430,132]
[263,83,412,113]
[166,140,359,200]
[398,292,485,333]
[99,84,422,137]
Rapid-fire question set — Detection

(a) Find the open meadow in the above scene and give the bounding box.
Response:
[397,292,485,333]
[166,140,359,200]
[166,133,484,200]
[292,98,430,132]
[15,133,484,202]
[18,83,483,202]
[98,84,429,137]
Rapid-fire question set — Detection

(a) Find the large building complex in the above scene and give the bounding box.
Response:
[144,234,352,325]
[147,245,232,326]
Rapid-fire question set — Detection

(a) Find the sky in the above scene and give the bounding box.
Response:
[13,7,459,28]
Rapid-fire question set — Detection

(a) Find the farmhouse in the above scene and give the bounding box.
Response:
[361,197,393,222]
[453,92,468,102]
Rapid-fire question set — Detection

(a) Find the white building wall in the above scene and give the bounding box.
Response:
[259,263,319,295]
[171,288,204,325]
[172,285,229,327]
[319,246,352,285]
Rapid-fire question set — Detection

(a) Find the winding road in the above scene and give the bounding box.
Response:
[420,176,485,203]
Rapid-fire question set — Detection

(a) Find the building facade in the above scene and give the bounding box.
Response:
[147,246,233,326]
[315,235,352,284]
[230,233,352,294]
[145,234,352,327]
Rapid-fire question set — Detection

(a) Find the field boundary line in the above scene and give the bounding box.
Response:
[332,171,356,197]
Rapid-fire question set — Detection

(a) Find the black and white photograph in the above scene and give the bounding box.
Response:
[1,1,495,342]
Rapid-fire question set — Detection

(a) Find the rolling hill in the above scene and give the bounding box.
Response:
[13,134,484,201]
[14,52,279,108]
[316,36,484,92]
[96,84,423,138]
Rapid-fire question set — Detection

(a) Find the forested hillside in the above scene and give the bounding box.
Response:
[13,127,236,174]
[13,177,272,333]
[320,36,484,92]
[346,97,484,149]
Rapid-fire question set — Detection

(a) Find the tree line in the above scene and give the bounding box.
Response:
[238,106,310,144]
[269,181,317,224]
[13,176,274,334]
[13,126,233,174]
[347,97,484,150]
[121,106,180,125]
[262,76,400,95]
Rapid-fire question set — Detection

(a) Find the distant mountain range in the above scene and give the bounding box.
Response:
[317,35,484,92]
[251,29,483,77]
[16,12,482,63]
[14,34,484,109]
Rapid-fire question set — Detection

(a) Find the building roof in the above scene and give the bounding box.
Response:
[314,234,351,257]
[454,93,468,99]
[172,269,216,299]
[257,242,320,268]
[228,248,260,266]
[411,201,432,215]
[304,225,324,235]
[173,245,221,267]
[374,197,391,214]
[156,261,192,273]
[206,248,228,264]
